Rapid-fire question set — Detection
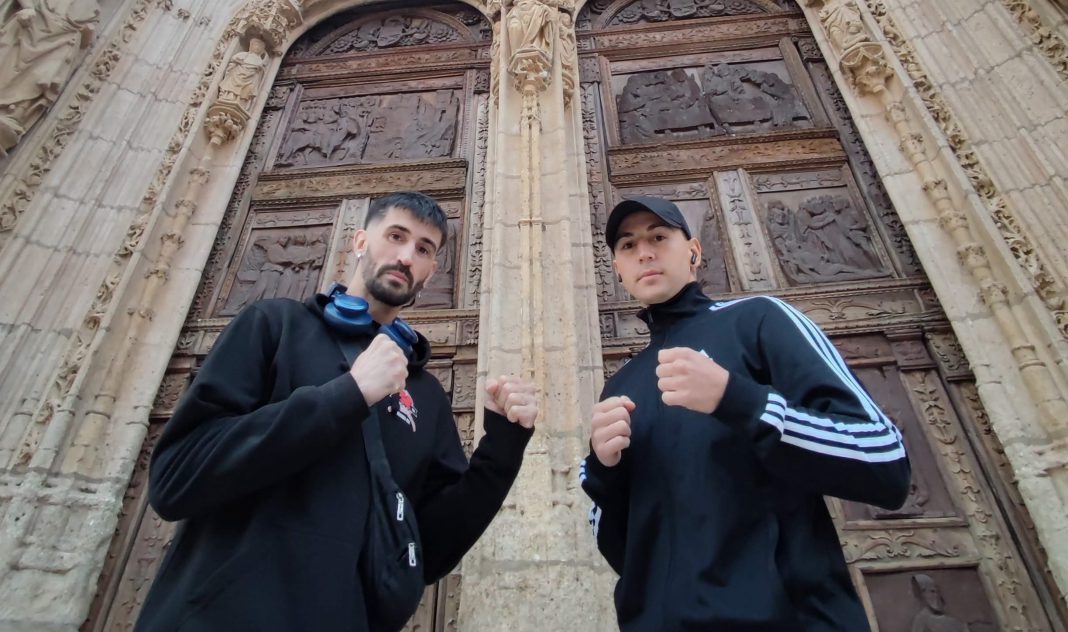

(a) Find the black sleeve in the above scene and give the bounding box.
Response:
[148,304,369,521]
[715,297,911,510]
[415,405,533,582]
[579,449,629,575]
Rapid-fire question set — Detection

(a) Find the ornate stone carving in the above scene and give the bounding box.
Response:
[506,0,569,94]
[275,91,461,167]
[225,0,301,54]
[617,63,807,144]
[464,97,489,309]
[216,37,268,113]
[999,0,1068,81]
[764,194,886,284]
[717,170,775,290]
[581,84,617,303]
[0,0,100,157]
[808,0,892,94]
[220,227,330,315]
[605,0,775,27]
[866,0,1068,338]
[313,16,465,55]
[0,0,151,245]
[865,569,1000,632]
[808,64,921,274]
[842,530,959,563]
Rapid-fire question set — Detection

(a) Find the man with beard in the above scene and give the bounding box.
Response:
[136,192,538,631]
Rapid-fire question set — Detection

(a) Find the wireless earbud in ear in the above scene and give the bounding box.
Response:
[690,252,698,265]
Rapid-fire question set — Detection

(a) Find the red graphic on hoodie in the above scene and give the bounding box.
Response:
[396,389,417,432]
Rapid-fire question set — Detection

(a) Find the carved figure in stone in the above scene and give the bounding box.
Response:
[507,0,565,55]
[618,68,720,143]
[909,574,970,632]
[322,16,463,55]
[796,195,881,271]
[217,37,268,112]
[818,0,867,52]
[276,232,326,300]
[0,0,100,156]
[229,235,290,311]
[609,0,766,25]
[328,97,375,162]
[766,199,841,283]
[753,69,802,128]
[701,63,804,132]
[278,102,340,166]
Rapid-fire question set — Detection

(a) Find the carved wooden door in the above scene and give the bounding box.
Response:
[578,1,1066,630]
[83,3,491,630]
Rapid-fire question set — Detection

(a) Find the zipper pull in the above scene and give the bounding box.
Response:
[395,492,405,521]
[408,542,417,567]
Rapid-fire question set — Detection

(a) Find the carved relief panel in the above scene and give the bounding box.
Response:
[583,2,1057,630]
[89,3,491,631]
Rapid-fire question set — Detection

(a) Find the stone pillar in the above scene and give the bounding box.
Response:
[0,1,301,628]
[458,0,615,629]
[800,0,1068,604]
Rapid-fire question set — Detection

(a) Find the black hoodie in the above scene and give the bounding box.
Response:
[581,283,910,631]
[136,295,532,632]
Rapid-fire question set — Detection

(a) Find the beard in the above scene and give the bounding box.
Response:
[363,260,425,307]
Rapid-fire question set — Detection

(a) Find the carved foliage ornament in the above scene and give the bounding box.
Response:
[225,0,302,54]
[0,0,101,157]
[865,0,1068,338]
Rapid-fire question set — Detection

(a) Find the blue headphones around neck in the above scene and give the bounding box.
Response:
[323,283,418,357]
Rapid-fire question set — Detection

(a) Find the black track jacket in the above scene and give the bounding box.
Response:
[581,283,910,631]
[135,295,533,632]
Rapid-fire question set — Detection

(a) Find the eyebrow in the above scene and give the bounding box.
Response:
[386,224,440,251]
[616,219,672,241]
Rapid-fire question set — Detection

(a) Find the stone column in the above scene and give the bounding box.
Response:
[458,0,615,629]
[800,0,1068,605]
[0,1,301,628]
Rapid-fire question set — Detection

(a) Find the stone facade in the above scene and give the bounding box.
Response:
[0,0,1065,629]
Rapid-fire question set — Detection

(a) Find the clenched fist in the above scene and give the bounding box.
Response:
[590,396,635,467]
[485,375,538,429]
[350,333,408,407]
[656,347,729,414]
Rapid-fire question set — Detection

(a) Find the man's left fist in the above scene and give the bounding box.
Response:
[486,375,539,429]
[656,347,730,414]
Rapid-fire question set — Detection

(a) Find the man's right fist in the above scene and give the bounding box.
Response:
[591,396,635,467]
[350,333,408,407]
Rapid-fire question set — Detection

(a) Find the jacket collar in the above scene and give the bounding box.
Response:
[305,294,432,370]
[637,282,712,333]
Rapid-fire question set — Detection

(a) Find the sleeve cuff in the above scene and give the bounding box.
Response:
[322,373,370,428]
[477,409,535,468]
[714,371,771,425]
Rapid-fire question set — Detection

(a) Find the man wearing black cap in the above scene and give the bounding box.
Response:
[580,195,911,630]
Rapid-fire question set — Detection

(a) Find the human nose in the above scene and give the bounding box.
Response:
[635,240,655,262]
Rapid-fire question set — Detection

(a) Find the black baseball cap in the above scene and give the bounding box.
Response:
[605,195,692,251]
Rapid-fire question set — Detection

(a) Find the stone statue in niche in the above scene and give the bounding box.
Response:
[276,91,459,167]
[618,69,722,144]
[321,16,462,55]
[0,0,100,157]
[765,196,884,284]
[217,37,268,112]
[507,0,567,55]
[909,574,970,632]
[224,230,329,314]
[609,0,769,26]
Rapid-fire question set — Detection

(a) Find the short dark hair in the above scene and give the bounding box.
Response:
[365,192,448,247]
